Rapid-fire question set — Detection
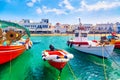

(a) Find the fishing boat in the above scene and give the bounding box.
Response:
[0,45,26,64]
[0,20,32,64]
[114,40,120,49]
[42,45,73,70]
[107,32,120,49]
[67,19,114,58]
[32,40,41,44]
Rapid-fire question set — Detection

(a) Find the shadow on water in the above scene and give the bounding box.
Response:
[65,48,110,80]
[0,49,33,80]
[24,60,71,80]
[114,49,120,54]
[65,47,120,80]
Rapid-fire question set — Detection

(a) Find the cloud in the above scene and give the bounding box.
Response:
[59,0,74,10]
[26,0,40,7]
[26,2,34,7]
[41,6,67,15]
[35,5,67,15]
[36,8,42,14]
[32,0,37,3]
[78,0,120,11]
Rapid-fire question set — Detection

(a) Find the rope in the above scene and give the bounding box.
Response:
[104,46,120,68]
[67,63,78,80]
[57,72,61,80]
[58,76,60,80]
[102,46,108,80]
[103,45,120,80]
[57,70,62,80]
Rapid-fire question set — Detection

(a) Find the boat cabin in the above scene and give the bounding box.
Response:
[74,30,89,42]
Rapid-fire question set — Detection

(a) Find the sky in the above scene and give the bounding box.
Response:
[0,0,120,25]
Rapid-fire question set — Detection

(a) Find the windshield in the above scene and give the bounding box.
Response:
[75,33,79,37]
[81,33,87,37]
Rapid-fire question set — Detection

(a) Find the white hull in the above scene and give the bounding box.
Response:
[72,45,114,58]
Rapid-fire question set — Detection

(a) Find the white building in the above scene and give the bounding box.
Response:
[19,19,52,33]
[115,22,120,33]
[73,24,92,31]
[95,23,114,33]
[54,23,67,33]
[83,24,93,31]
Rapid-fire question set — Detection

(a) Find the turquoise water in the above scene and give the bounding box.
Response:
[0,36,120,80]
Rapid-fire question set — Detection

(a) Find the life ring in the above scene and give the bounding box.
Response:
[15,32,22,41]
[5,30,17,41]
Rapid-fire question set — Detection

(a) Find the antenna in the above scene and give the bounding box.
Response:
[79,18,81,24]
[79,18,81,25]
[79,18,81,27]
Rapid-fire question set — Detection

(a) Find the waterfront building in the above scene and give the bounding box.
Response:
[73,24,93,32]
[66,25,75,33]
[54,23,67,33]
[95,23,114,33]
[115,22,120,33]
[62,24,71,33]
[1,19,120,34]
[19,19,52,34]
[83,24,93,31]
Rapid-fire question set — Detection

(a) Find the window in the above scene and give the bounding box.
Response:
[81,33,87,37]
[75,33,79,37]
[42,25,48,28]
[45,25,48,28]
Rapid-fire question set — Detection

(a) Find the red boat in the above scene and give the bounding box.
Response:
[107,32,120,49]
[42,50,73,70]
[0,45,26,64]
[114,40,120,49]
[0,20,31,65]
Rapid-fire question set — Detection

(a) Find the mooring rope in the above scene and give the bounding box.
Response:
[103,44,120,80]
[67,62,78,80]
[58,71,61,80]
[104,46,120,68]
[102,45,108,80]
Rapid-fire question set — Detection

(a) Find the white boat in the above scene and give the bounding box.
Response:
[67,22,114,58]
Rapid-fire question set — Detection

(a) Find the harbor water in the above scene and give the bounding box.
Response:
[0,36,120,80]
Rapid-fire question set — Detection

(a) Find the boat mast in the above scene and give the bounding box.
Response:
[93,26,96,40]
[79,18,82,41]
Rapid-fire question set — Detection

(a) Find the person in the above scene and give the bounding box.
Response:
[49,44,55,51]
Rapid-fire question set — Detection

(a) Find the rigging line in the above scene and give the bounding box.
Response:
[103,46,120,68]
[102,45,108,80]
[67,62,78,80]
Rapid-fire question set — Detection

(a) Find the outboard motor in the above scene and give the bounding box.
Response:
[49,44,55,51]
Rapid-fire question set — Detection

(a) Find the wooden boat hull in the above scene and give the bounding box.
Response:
[72,44,114,58]
[42,50,73,70]
[115,41,120,49]
[48,60,67,70]
[0,45,26,64]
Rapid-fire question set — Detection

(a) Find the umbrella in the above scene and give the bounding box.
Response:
[0,20,30,37]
